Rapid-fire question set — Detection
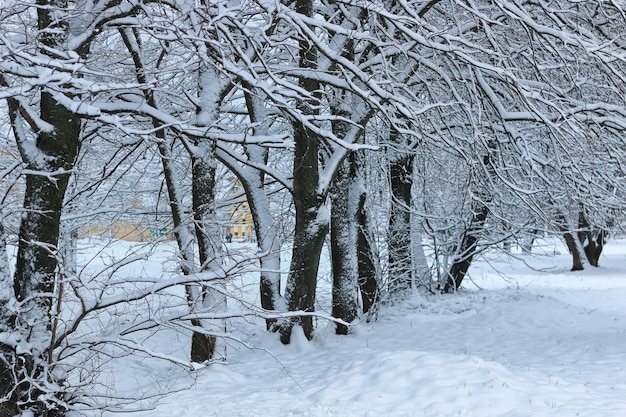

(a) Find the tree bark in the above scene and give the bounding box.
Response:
[279,0,329,344]
[387,149,414,297]
[556,213,586,271]
[411,215,431,288]
[190,142,224,362]
[280,120,328,343]
[241,89,284,329]
[563,231,585,271]
[8,88,81,417]
[119,27,218,362]
[357,189,379,315]
[577,212,606,267]
[330,160,359,334]
[443,203,489,292]
[0,221,18,417]
[156,139,220,362]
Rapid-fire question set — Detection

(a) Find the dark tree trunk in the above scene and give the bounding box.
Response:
[442,148,494,293]
[563,231,585,271]
[190,147,220,362]
[279,0,329,344]
[157,139,217,363]
[328,87,362,334]
[330,160,359,335]
[280,119,328,343]
[387,149,414,296]
[556,213,585,271]
[1,1,88,413]
[8,92,81,416]
[577,212,606,267]
[0,342,19,417]
[443,203,489,292]
[583,230,606,267]
[120,28,216,362]
[357,188,378,315]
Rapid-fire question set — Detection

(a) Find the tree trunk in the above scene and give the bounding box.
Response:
[330,160,359,335]
[280,119,328,343]
[247,179,284,330]
[328,83,362,334]
[443,148,494,293]
[583,230,606,267]
[556,213,586,271]
[157,139,219,362]
[119,27,216,362]
[227,159,284,330]
[0,343,19,417]
[411,215,431,288]
[520,229,538,254]
[357,189,379,315]
[443,203,489,293]
[8,88,81,415]
[0,220,19,417]
[387,149,414,297]
[242,90,284,329]
[577,212,606,267]
[279,0,328,344]
[563,231,585,271]
[190,142,225,362]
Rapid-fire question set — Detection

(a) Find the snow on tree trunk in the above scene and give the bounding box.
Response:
[387,147,414,298]
[245,174,284,328]
[411,217,431,288]
[191,140,226,361]
[328,85,362,334]
[119,26,198,278]
[330,160,359,335]
[158,141,197,275]
[218,142,285,330]
[556,212,587,272]
[577,212,606,268]
[581,230,606,267]
[280,117,328,343]
[59,222,78,278]
[122,21,227,362]
[237,170,284,329]
[156,138,222,362]
[10,87,81,415]
[242,91,284,328]
[0,219,18,417]
[279,0,329,344]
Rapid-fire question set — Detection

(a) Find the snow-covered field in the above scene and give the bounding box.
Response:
[77,238,626,417]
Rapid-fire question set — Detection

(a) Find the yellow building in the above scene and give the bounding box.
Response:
[229,201,253,242]
[226,178,254,242]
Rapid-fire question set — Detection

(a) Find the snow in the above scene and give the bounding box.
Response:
[71,237,626,417]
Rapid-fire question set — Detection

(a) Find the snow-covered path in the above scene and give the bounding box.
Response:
[99,239,626,417]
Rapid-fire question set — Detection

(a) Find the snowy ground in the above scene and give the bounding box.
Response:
[76,237,626,417]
